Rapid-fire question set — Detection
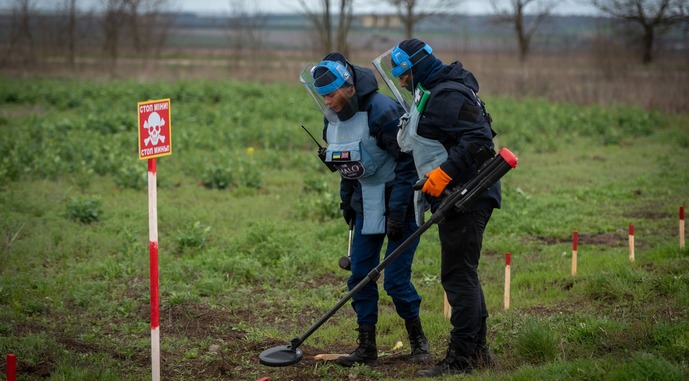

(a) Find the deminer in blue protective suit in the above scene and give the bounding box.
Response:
[299,52,431,367]
[373,39,501,377]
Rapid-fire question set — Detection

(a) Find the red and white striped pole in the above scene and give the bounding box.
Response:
[680,206,685,250]
[504,253,511,311]
[572,231,578,276]
[148,158,160,381]
[6,353,16,381]
[628,224,635,262]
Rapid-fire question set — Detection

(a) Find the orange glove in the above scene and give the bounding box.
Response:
[421,167,452,197]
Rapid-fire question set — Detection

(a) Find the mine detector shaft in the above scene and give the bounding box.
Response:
[258,147,518,367]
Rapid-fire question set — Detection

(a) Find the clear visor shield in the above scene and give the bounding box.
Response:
[299,63,357,124]
[372,47,414,114]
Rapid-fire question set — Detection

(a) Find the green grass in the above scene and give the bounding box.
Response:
[0,77,688,380]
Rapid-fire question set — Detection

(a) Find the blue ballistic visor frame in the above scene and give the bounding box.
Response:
[313,60,351,95]
[391,44,433,77]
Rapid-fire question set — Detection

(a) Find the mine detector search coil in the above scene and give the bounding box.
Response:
[301,125,337,172]
[258,147,519,367]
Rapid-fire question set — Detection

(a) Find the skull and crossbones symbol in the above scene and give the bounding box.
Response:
[144,111,166,146]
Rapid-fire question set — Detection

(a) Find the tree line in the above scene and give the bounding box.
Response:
[1,0,687,71]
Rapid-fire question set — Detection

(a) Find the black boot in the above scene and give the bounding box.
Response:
[472,343,496,369]
[417,341,472,377]
[472,317,495,369]
[336,325,377,367]
[405,317,431,363]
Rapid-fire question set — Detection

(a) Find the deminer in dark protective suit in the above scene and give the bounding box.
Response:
[373,38,502,377]
[299,52,431,367]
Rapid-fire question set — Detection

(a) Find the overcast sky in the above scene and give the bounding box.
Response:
[17,0,600,16]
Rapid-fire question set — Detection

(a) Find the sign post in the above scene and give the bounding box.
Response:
[138,98,172,381]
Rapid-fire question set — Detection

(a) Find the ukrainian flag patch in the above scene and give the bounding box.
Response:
[332,151,350,160]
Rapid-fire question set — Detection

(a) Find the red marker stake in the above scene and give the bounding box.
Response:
[6,353,16,381]
[504,253,511,311]
[572,231,578,276]
[680,206,685,250]
[628,224,635,262]
[148,159,160,381]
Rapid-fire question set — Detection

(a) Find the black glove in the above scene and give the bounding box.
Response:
[342,206,356,226]
[386,218,404,241]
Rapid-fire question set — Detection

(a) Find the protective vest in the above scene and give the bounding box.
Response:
[325,112,396,235]
[397,85,446,224]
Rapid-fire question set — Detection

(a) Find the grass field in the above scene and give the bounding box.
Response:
[1,77,688,380]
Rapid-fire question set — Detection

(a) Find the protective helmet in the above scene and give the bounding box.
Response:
[390,40,433,78]
[312,58,353,95]
[300,52,358,123]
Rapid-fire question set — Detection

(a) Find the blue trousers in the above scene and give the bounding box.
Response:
[348,214,421,326]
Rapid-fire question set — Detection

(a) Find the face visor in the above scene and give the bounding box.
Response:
[299,60,357,123]
[372,45,430,114]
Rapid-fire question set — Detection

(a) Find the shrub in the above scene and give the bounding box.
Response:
[202,165,234,190]
[201,154,262,190]
[291,191,340,222]
[302,174,330,194]
[114,160,147,190]
[66,196,103,224]
[174,221,211,253]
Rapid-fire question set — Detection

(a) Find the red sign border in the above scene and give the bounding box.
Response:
[138,98,172,160]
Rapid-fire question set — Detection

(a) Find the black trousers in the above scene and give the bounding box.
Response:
[438,208,493,355]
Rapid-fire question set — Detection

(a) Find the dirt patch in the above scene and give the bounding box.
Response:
[11,300,432,380]
[527,231,626,247]
[154,303,431,380]
[580,232,627,246]
[624,208,672,220]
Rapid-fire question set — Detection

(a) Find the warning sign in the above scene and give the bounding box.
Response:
[138,98,172,160]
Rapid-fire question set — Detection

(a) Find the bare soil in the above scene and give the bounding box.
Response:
[12,301,433,380]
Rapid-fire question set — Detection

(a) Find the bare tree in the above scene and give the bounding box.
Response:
[2,0,37,68]
[227,0,268,74]
[589,0,688,64]
[100,0,173,68]
[386,0,462,38]
[298,0,332,54]
[56,0,78,69]
[489,0,557,62]
[126,0,174,59]
[297,0,354,56]
[336,0,354,55]
[101,0,127,66]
